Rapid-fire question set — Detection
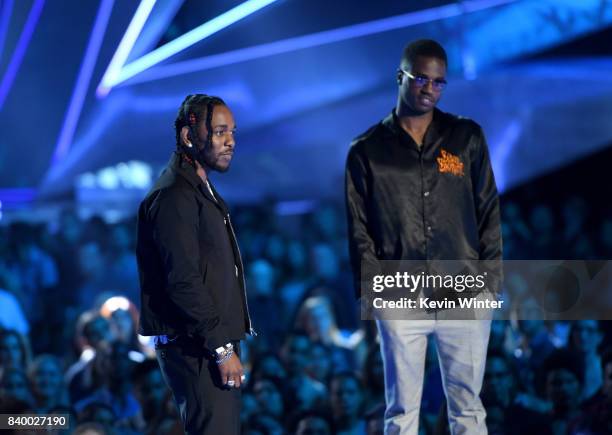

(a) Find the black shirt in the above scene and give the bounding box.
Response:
[345,108,503,297]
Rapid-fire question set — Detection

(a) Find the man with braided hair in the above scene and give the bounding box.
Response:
[136,94,254,434]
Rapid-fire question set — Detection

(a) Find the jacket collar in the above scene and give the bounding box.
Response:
[382,107,446,147]
[168,151,229,214]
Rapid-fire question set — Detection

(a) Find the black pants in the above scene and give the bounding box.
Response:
[155,337,241,435]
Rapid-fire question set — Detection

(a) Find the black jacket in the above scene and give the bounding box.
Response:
[345,109,502,298]
[136,152,253,351]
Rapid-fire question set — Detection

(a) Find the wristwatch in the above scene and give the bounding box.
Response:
[215,343,233,358]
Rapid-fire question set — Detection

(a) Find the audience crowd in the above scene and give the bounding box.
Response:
[0,196,611,434]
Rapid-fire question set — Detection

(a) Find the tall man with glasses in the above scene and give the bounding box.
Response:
[345,39,502,434]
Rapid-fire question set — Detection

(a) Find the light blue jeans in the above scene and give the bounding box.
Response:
[376,317,491,435]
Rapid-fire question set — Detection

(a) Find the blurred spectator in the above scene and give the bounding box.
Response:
[329,372,366,435]
[75,240,112,312]
[252,377,285,421]
[481,350,550,434]
[74,342,144,432]
[306,341,333,385]
[133,359,177,435]
[27,354,69,414]
[568,320,604,400]
[6,222,59,324]
[76,402,117,432]
[0,367,33,406]
[246,259,284,350]
[295,295,363,370]
[294,412,333,435]
[281,332,312,377]
[107,222,139,303]
[241,392,259,429]
[279,239,312,323]
[250,353,287,385]
[99,298,144,355]
[66,311,115,403]
[286,373,328,419]
[515,299,557,370]
[579,348,612,434]
[0,328,31,369]
[541,350,585,435]
[308,243,356,327]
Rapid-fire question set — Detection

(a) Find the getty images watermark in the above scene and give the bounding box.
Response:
[360,260,612,320]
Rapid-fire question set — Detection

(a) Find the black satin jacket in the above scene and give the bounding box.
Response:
[345,109,502,297]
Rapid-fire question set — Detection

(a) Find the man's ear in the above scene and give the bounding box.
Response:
[180,126,192,147]
[396,70,403,85]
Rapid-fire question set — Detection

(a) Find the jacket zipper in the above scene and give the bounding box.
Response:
[225,214,257,337]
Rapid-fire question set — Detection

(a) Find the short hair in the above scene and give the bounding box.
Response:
[174,94,226,149]
[400,39,448,69]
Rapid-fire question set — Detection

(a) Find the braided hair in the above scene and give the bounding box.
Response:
[174,94,226,151]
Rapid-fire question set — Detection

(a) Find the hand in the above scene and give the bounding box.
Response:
[217,352,244,388]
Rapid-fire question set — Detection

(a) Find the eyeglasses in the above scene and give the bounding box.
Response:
[400,69,447,91]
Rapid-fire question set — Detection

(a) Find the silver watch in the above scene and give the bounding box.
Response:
[215,343,233,357]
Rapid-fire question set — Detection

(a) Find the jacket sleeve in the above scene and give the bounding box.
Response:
[345,146,379,300]
[148,187,228,351]
[471,127,503,293]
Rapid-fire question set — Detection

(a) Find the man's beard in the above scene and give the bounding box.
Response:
[205,154,230,173]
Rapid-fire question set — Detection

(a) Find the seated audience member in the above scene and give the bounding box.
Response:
[305,243,356,330]
[240,392,260,429]
[481,350,550,434]
[250,353,287,384]
[578,348,612,434]
[27,354,69,414]
[0,367,33,406]
[246,259,283,350]
[74,342,144,432]
[567,320,604,400]
[279,239,312,325]
[66,311,115,402]
[76,402,116,433]
[252,377,285,422]
[281,332,313,377]
[0,328,32,370]
[133,359,177,434]
[293,411,333,435]
[295,296,363,370]
[306,341,333,385]
[330,372,366,435]
[286,373,328,419]
[541,349,586,435]
[99,298,147,356]
[247,413,284,435]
